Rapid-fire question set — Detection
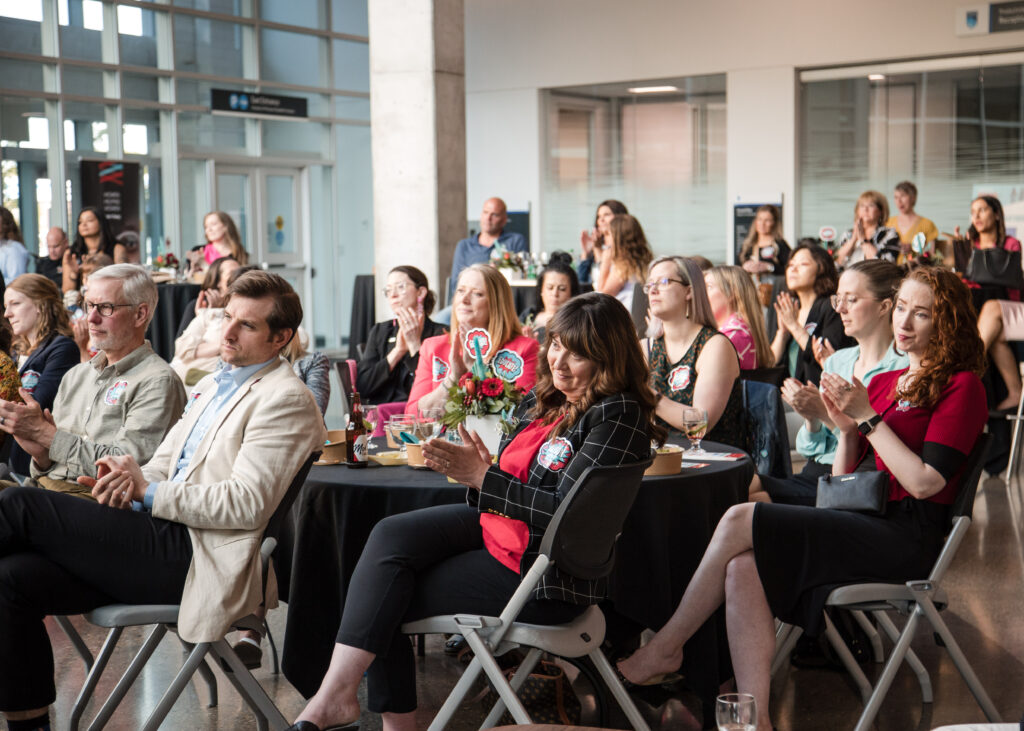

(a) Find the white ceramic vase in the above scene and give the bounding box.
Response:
[464,414,503,455]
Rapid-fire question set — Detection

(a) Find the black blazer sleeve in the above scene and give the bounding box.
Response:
[793,297,854,385]
[773,239,791,274]
[476,393,651,532]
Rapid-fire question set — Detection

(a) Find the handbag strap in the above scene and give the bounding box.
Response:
[851,401,896,470]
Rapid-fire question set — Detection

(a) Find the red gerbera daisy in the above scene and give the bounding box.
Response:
[480,378,504,397]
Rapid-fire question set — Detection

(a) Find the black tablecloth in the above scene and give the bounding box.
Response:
[279,439,752,704]
[146,282,200,361]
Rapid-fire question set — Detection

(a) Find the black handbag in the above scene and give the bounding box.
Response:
[815,471,888,516]
[966,247,1024,290]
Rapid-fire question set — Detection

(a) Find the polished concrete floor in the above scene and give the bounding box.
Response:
[41,473,1024,730]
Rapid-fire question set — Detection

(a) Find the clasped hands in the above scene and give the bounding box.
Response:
[78,455,147,509]
[819,373,876,433]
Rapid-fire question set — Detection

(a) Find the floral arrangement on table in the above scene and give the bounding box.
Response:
[442,328,524,434]
[489,242,527,276]
[153,252,179,270]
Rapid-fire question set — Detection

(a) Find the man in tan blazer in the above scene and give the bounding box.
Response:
[0,271,326,730]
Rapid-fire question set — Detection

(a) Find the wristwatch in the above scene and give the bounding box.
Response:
[857,413,884,436]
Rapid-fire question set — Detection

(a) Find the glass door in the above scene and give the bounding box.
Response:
[214,164,311,323]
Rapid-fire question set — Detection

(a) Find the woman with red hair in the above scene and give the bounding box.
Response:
[617,266,987,731]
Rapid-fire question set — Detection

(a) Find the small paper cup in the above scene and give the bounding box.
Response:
[406,443,426,467]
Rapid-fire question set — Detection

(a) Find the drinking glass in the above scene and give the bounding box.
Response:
[715,693,756,731]
[363,405,379,450]
[418,407,444,442]
[387,414,417,454]
[681,406,708,454]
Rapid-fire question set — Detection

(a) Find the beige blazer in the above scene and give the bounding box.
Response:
[145,357,327,642]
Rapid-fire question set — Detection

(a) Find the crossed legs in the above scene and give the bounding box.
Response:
[979,299,1022,411]
[616,503,775,731]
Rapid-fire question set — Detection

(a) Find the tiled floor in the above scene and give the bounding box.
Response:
[41,473,1024,730]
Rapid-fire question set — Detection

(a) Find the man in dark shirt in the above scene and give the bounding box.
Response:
[35,227,66,288]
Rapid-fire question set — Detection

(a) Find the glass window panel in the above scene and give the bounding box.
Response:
[0,9,43,54]
[261,0,323,29]
[331,0,367,35]
[0,98,45,148]
[62,67,105,98]
[59,10,103,61]
[124,107,160,156]
[542,75,727,263]
[63,102,109,152]
[0,60,49,92]
[174,15,244,77]
[139,161,164,263]
[799,65,1024,243]
[335,123,373,344]
[0,146,53,256]
[177,111,246,152]
[123,73,159,102]
[264,174,295,254]
[81,0,103,30]
[263,119,325,155]
[261,29,326,87]
[215,173,250,251]
[119,5,158,67]
[332,39,369,92]
[173,0,249,16]
[178,158,209,255]
[334,96,370,121]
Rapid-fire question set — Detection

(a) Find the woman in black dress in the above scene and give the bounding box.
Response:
[617,267,987,731]
[355,266,446,404]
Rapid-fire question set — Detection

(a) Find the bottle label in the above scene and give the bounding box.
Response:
[352,434,368,463]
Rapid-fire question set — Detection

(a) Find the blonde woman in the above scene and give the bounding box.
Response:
[738,204,789,277]
[187,211,249,278]
[835,191,901,267]
[406,264,539,414]
[705,266,773,370]
[594,214,653,316]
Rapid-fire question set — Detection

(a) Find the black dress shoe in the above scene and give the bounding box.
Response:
[284,721,359,731]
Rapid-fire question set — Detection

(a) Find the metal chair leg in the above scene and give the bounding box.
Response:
[69,627,123,731]
[264,618,280,675]
[55,615,94,672]
[850,610,884,663]
[589,648,652,731]
[212,639,288,729]
[823,614,873,706]
[771,623,802,677]
[872,610,932,703]
[141,642,214,731]
[1006,385,1024,476]
[87,624,168,731]
[852,610,921,731]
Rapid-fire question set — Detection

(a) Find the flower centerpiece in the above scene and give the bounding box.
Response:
[489,242,526,280]
[442,328,524,439]
[153,252,179,271]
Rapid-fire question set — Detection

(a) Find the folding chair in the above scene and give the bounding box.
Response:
[401,459,653,731]
[65,453,318,731]
[773,433,1001,731]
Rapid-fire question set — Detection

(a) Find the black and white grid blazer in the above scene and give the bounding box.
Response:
[471,389,653,605]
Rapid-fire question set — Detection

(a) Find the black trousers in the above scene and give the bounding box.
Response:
[336,503,583,714]
[758,458,832,506]
[0,487,192,711]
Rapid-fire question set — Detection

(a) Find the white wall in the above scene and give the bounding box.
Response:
[464,0,1024,254]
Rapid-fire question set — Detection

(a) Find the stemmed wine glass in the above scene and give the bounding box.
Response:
[418,407,444,443]
[681,406,708,455]
[715,693,756,731]
[387,414,417,455]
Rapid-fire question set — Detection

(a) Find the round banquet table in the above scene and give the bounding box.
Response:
[146,282,201,361]
[278,438,754,716]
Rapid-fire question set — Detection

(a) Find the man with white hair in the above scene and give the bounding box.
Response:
[0,264,186,497]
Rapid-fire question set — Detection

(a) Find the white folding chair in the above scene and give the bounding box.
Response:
[63,453,317,731]
[773,434,1001,731]
[402,459,653,731]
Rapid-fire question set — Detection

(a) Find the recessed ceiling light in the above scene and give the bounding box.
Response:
[627,85,680,94]
[868,74,886,81]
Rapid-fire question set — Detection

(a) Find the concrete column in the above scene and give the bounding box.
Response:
[725,66,798,262]
[369,0,466,320]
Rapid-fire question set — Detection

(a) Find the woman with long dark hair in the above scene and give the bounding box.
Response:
[618,267,987,731]
[63,207,123,292]
[577,199,628,285]
[521,252,580,342]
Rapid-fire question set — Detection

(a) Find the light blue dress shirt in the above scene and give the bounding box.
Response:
[794,343,909,465]
[138,357,276,510]
[0,238,29,284]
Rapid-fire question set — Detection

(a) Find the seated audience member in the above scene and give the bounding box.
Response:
[407,264,539,415]
[578,199,628,286]
[977,297,1024,412]
[441,197,527,321]
[170,256,241,384]
[63,207,125,292]
[617,267,987,731]
[749,260,907,503]
[594,214,653,323]
[738,204,790,278]
[3,274,80,476]
[645,256,745,449]
[0,265,186,498]
[887,181,938,251]
[356,266,446,405]
[36,227,68,289]
[704,265,773,370]
[958,194,1021,303]
[186,210,249,279]
[770,243,852,385]
[834,190,901,267]
[0,207,29,287]
[0,321,21,451]
[284,330,330,417]
[68,253,117,362]
[0,271,326,731]
[284,292,661,731]
[521,252,580,342]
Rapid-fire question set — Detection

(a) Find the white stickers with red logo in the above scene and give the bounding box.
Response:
[463,328,492,359]
[667,365,692,392]
[492,349,525,382]
[432,356,450,382]
[538,437,573,471]
[21,369,41,393]
[104,381,128,406]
